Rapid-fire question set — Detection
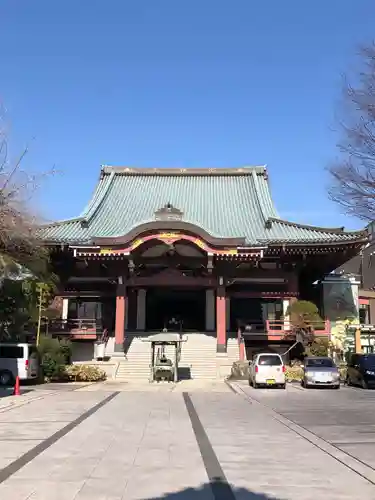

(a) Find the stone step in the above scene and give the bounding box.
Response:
[120,358,217,363]
[126,345,218,349]
[124,355,216,360]
[113,334,228,380]
[127,351,216,354]
[116,363,218,374]
[117,363,218,370]
[125,351,217,356]
[116,374,217,380]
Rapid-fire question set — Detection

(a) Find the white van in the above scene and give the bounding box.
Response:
[249,353,286,389]
[0,343,40,386]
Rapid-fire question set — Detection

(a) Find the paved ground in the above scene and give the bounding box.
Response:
[233,381,375,471]
[0,381,374,499]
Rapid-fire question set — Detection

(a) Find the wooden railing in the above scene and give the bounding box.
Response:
[266,320,331,337]
[237,321,267,334]
[47,319,100,340]
[237,319,331,345]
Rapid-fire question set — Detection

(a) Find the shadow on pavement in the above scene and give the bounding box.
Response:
[143,479,282,499]
[0,388,13,398]
[0,388,33,398]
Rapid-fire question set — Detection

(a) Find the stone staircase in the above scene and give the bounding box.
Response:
[227,337,241,364]
[115,333,220,381]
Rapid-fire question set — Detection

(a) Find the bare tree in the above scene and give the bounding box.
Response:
[0,107,50,277]
[328,42,375,221]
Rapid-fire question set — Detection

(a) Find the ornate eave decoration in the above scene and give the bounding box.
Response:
[154,203,183,222]
[71,232,264,261]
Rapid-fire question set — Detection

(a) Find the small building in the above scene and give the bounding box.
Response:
[40,166,366,374]
[334,223,375,325]
[331,224,375,354]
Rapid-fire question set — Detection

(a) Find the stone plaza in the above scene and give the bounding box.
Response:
[0,381,375,499]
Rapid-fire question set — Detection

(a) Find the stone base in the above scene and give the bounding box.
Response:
[215,356,232,378]
[114,343,124,353]
[216,343,227,354]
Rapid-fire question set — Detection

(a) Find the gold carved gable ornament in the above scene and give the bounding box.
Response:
[154,203,183,221]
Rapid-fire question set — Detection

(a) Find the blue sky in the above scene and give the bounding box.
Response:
[0,1,374,230]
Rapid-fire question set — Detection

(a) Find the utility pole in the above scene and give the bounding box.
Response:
[36,286,43,346]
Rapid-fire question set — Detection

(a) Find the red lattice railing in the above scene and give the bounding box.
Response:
[48,319,99,340]
[266,320,331,337]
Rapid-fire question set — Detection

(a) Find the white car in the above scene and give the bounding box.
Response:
[249,353,286,389]
[0,343,40,386]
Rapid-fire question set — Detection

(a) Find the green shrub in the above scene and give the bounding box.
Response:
[38,336,72,379]
[285,366,304,381]
[306,338,329,357]
[59,339,72,364]
[40,351,66,379]
[63,364,106,382]
[338,364,347,381]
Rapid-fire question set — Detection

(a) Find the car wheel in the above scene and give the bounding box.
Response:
[333,385,340,390]
[280,384,286,390]
[248,378,252,386]
[253,382,258,389]
[301,380,305,388]
[362,378,369,390]
[0,370,15,387]
[304,383,310,389]
[346,375,351,386]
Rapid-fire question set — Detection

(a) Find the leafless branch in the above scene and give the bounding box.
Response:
[328,41,375,221]
[0,108,54,276]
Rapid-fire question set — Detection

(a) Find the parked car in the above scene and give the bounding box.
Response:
[302,356,340,389]
[346,353,375,389]
[249,353,286,389]
[0,343,40,386]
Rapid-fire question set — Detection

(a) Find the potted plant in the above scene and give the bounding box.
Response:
[94,329,109,360]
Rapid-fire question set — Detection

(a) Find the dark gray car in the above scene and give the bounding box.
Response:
[302,356,340,389]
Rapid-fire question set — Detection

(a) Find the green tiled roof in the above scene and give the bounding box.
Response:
[39,166,366,246]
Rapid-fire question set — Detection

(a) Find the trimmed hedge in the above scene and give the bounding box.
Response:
[63,364,107,382]
[338,365,347,381]
[285,366,303,381]
[49,364,107,382]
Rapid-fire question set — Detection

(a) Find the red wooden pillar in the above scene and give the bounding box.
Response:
[115,283,126,352]
[238,328,245,361]
[216,285,227,353]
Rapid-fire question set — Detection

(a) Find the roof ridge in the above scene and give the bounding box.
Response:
[38,217,83,229]
[269,217,367,235]
[251,169,279,222]
[81,171,115,222]
[250,170,268,223]
[100,165,267,176]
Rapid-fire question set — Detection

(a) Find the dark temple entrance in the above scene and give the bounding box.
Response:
[146,288,206,331]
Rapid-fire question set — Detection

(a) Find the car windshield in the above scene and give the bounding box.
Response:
[258,355,282,366]
[306,358,335,368]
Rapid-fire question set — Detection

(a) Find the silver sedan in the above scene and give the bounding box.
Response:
[302,357,340,389]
